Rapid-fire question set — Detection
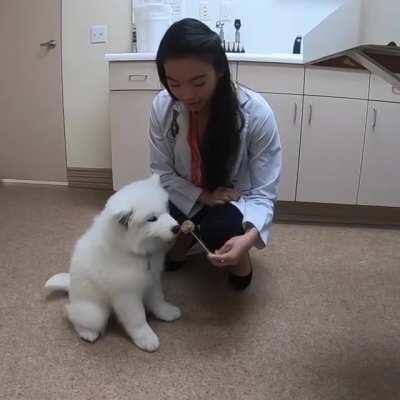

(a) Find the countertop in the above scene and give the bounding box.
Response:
[105,52,304,64]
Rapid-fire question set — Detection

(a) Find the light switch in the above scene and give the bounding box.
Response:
[90,25,108,44]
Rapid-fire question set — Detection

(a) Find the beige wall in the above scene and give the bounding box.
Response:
[63,0,131,169]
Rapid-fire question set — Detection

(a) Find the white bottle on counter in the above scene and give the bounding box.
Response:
[133,1,172,53]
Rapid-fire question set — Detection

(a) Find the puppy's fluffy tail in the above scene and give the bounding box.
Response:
[44,273,70,293]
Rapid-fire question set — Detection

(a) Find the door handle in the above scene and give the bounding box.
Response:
[372,107,377,130]
[293,102,298,124]
[308,104,313,125]
[40,40,57,49]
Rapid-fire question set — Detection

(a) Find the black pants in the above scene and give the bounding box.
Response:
[169,202,244,252]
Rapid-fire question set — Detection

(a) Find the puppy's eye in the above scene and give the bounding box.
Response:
[147,216,158,222]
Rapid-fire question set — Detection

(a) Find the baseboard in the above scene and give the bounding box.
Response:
[0,179,68,186]
[276,201,400,226]
[63,173,400,226]
[67,168,113,190]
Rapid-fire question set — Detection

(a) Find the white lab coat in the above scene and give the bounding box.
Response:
[149,85,282,248]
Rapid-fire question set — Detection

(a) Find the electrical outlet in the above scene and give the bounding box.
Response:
[90,25,107,44]
[199,1,210,21]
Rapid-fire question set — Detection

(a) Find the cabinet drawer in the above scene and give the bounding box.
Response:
[305,67,370,99]
[110,61,161,91]
[237,63,304,94]
[369,73,400,103]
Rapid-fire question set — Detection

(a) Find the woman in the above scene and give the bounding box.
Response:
[149,18,281,290]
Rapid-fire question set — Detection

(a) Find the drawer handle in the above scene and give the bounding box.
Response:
[392,86,400,95]
[128,74,148,82]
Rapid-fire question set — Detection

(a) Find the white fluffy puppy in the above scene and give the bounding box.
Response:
[44,174,181,352]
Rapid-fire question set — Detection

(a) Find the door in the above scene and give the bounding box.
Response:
[0,0,67,181]
[297,96,367,204]
[358,101,400,207]
[262,93,302,201]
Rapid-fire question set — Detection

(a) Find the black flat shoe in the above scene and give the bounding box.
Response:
[228,268,253,291]
[164,255,186,272]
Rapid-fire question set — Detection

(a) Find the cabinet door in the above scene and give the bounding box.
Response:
[261,93,302,201]
[297,96,367,204]
[358,101,400,207]
[110,91,158,190]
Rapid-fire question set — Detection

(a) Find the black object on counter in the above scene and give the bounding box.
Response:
[293,35,302,54]
[234,19,241,31]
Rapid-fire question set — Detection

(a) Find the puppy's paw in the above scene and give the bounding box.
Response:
[133,325,160,352]
[153,302,182,322]
[75,326,100,343]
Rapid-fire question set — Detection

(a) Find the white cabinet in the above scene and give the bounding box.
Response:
[261,93,302,201]
[110,91,158,190]
[237,63,304,202]
[297,96,367,204]
[109,62,237,191]
[229,62,238,81]
[109,61,161,190]
[107,60,399,211]
[358,101,400,207]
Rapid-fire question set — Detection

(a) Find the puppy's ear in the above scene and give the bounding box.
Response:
[116,210,133,229]
[150,173,160,185]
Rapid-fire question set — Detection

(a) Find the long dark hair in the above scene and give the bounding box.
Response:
[156,18,242,191]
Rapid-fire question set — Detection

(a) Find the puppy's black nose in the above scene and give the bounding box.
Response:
[171,225,180,235]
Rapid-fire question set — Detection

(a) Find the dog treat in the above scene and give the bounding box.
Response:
[181,220,195,234]
[181,220,211,254]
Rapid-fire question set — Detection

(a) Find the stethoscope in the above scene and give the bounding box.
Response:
[166,108,180,143]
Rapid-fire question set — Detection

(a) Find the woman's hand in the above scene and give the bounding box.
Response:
[199,187,240,206]
[207,227,259,267]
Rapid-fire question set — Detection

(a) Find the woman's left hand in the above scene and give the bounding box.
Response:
[207,228,259,267]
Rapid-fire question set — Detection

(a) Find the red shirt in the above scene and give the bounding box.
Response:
[188,111,203,187]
